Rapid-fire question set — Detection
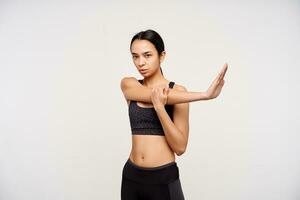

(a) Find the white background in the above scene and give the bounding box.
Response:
[0,0,299,199]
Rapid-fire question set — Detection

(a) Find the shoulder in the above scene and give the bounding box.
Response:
[172,83,189,110]
[172,82,188,92]
[120,76,138,84]
[120,76,140,90]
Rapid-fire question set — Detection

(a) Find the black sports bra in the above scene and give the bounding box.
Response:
[128,79,175,136]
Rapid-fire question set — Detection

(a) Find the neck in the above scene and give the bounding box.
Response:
[142,70,169,88]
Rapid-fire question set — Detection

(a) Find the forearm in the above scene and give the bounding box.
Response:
[154,106,186,155]
[166,89,208,105]
[121,77,208,104]
[124,86,207,104]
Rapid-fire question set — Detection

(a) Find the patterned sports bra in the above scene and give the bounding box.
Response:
[128,79,175,136]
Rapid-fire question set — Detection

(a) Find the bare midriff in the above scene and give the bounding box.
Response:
[127,99,176,168]
[129,134,175,168]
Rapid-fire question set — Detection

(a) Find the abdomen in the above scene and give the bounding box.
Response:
[129,135,175,167]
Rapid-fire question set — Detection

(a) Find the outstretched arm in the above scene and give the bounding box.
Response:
[120,63,228,105]
[120,77,207,104]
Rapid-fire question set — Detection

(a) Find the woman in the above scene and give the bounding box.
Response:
[120,29,228,200]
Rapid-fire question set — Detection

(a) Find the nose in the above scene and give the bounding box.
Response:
[138,57,146,67]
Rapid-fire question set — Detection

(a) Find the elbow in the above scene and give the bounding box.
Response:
[175,146,186,156]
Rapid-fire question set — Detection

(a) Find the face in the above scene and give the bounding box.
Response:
[130,39,165,77]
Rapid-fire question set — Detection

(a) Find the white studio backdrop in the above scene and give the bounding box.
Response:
[0,1,299,200]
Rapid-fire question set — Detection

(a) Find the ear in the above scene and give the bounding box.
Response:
[159,51,166,63]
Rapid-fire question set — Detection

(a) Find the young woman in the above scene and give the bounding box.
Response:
[120,29,228,200]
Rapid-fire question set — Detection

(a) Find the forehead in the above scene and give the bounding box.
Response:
[131,39,156,54]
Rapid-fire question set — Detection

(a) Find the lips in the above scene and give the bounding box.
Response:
[139,69,147,73]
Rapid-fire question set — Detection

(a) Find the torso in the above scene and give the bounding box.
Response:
[127,100,176,167]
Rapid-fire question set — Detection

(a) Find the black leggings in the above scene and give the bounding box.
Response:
[121,158,185,200]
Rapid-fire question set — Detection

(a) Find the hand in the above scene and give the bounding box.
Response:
[151,84,170,109]
[205,63,228,99]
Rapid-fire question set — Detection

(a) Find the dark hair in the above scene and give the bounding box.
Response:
[130,29,165,76]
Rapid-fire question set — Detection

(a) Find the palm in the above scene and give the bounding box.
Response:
[206,63,228,99]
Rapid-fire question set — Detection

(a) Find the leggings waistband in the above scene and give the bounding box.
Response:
[122,158,179,184]
[127,158,177,170]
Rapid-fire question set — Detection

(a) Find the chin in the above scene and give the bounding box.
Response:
[141,73,149,77]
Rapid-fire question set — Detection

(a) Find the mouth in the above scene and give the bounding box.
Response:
[139,69,147,74]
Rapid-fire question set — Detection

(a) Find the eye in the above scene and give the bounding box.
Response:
[132,55,138,59]
[145,54,151,57]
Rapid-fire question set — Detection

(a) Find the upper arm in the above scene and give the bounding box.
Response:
[172,84,190,147]
[120,76,153,103]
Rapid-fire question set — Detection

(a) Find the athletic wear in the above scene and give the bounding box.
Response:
[128,79,175,136]
[121,158,185,200]
[122,79,185,199]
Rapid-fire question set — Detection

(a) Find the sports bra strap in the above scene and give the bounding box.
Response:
[169,81,175,88]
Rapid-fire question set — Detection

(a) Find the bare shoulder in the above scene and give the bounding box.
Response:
[120,76,138,84]
[120,76,139,91]
[172,83,188,92]
[172,83,189,107]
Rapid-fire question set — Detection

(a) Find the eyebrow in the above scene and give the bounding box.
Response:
[131,51,153,55]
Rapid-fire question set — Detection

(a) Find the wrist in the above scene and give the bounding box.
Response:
[200,92,210,100]
[154,104,165,112]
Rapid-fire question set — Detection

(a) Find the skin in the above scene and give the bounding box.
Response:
[121,39,228,167]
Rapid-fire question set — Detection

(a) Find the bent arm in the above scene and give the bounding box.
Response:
[120,77,208,104]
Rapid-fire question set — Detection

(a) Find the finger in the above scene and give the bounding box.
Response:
[214,71,222,83]
[216,79,225,89]
[163,86,169,95]
[159,87,164,95]
[212,75,224,90]
[217,73,223,82]
[165,84,169,90]
[220,63,228,80]
[220,79,225,86]
[217,65,227,81]
[165,87,170,95]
